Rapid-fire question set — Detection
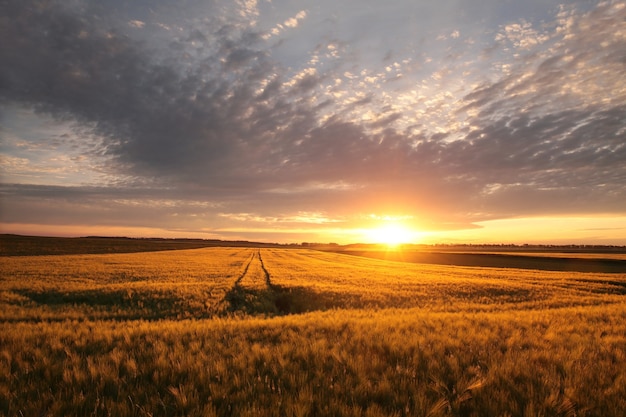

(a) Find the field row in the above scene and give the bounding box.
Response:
[2,247,625,322]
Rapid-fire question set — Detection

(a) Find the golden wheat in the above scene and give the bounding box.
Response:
[0,247,254,320]
[1,247,625,416]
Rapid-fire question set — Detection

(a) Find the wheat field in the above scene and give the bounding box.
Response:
[1,245,625,416]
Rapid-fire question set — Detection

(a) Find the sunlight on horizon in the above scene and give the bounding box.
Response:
[2,215,626,246]
[361,223,424,246]
[420,216,626,246]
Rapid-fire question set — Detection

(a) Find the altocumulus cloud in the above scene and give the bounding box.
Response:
[0,0,625,240]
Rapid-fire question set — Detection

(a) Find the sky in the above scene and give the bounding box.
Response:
[1,0,625,245]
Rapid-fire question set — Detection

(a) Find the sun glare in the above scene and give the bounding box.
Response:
[365,224,415,246]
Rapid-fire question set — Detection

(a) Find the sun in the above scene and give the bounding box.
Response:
[365,224,415,246]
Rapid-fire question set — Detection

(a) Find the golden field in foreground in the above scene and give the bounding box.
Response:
[1,244,625,416]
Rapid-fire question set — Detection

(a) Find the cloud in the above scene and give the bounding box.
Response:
[495,20,549,50]
[284,10,307,28]
[262,9,308,39]
[1,1,268,180]
[128,20,145,29]
[1,0,625,238]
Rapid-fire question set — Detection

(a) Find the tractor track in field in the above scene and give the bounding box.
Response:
[258,250,271,287]
[219,249,334,316]
[221,249,278,315]
[234,250,271,288]
[234,251,256,285]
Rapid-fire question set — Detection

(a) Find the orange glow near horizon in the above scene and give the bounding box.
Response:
[2,215,626,246]
[361,222,423,246]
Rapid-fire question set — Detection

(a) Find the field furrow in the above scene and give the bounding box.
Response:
[237,250,271,290]
[222,250,281,315]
